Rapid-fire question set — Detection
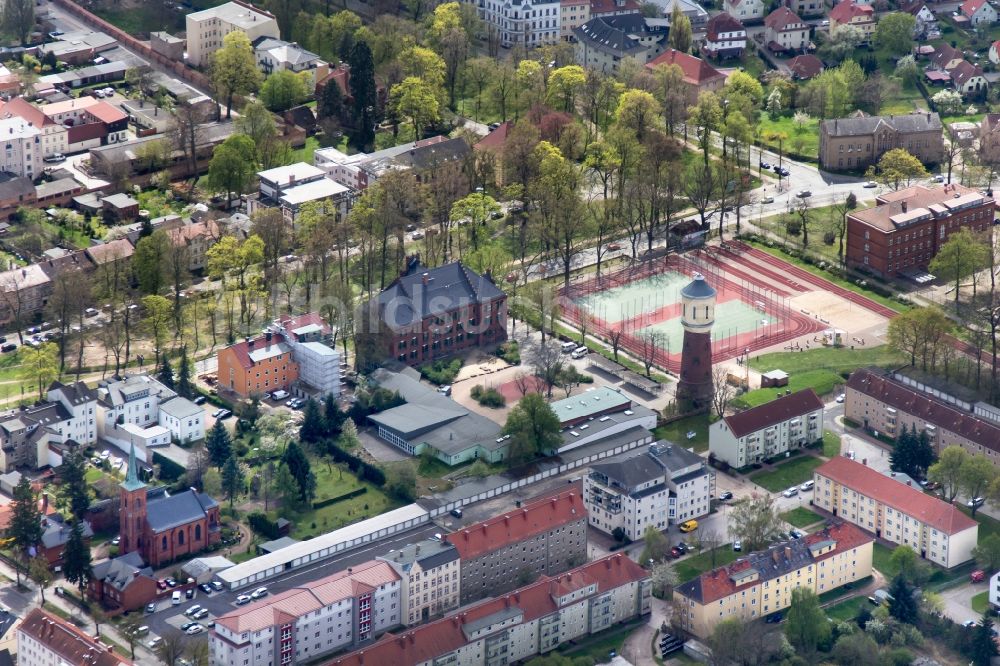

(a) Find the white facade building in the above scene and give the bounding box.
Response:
[46,381,98,445]
[97,374,204,451]
[709,389,824,468]
[158,396,206,444]
[471,0,562,47]
[185,1,280,68]
[209,560,401,666]
[268,313,341,398]
[0,117,41,179]
[378,537,461,626]
[17,608,130,666]
[584,441,712,540]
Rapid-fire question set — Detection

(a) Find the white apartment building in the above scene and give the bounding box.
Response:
[186,1,280,68]
[0,117,41,179]
[210,560,401,666]
[709,389,824,468]
[17,608,131,666]
[324,554,651,666]
[97,374,204,454]
[813,456,978,568]
[268,312,341,398]
[47,381,99,445]
[378,537,460,626]
[988,570,1000,610]
[253,37,329,88]
[471,0,562,47]
[584,441,712,540]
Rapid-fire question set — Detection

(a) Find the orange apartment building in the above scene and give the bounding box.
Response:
[216,332,299,399]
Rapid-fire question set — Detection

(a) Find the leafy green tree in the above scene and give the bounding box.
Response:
[450,191,500,253]
[272,462,300,509]
[391,76,440,138]
[866,148,929,191]
[890,424,936,480]
[875,12,916,56]
[338,418,360,450]
[970,611,1000,665]
[3,0,33,45]
[177,345,193,398]
[63,519,93,592]
[639,525,669,564]
[206,421,233,469]
[831,632,880,666]
[61,449,90,521]
[207,134,259,207]
[28,555,52,605]
[929,445,970,502]
[887,574,919,624]
[386,464,416,501]
[889,545,931,585]
[668,3,692,52]
[19,342,58,400]
[210,31,262,118]
[785,587,831,653]
[348,41,377,150]
[502,393,561,465]
[5,476,40,586]
[141,295,172,366]
[260,70,311,112]
[324,394,345,435]
[300,399,325,444]
[157,353,174,390]
[133,229,169,295]
[281,442,315,503]
[929,229,991,309]
[547,65,586,112]
[317,78,344,121]
[614,89,660,140]
[960,454,997,516]
[221,454,245,508]
[886,306,953,371]
[973,533,1000,572]
[728,493,782,552]
[650,559,677,597]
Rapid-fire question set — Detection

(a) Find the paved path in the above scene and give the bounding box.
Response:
[620,597,671,666]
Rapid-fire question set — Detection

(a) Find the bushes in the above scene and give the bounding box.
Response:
[471,384,506,408]
[153,451,185,482]
[497,341,520,365]
[312,486,367,510]
[823,231,836,245]
[419,358,463,385]
[786,218,802,236]
[327,441,386,487]
[247,512,280,539]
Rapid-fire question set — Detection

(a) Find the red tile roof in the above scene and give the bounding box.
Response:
[84,238,134,265]
[951,59,985,86]
[765,6,805,31]
[676,522,872,605]
[0,97,53,127]
[18,608,132,666]
[962,0,989,18]
[474,120,514,152]
[815,456,978,535]
[847,367,1000,455]
[448,489,586,561]
[829,0,874,23]
[706,12,745,40]
[87,101,128,125]
[223,333,292,370]
[590,0,641,14]
[644,49,726,86]
[321,554,648,666]
[275,311,331,336]
[214,560,399,634]
[788,54,824,79]
[932,43,963,70]
[722,389,823,438]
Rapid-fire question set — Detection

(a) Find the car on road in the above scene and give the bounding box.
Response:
[933,174,945,183]
[863,181,878,188]
[607,242,622,251]
[765,612,783,624]
[782,486,799,498]
[760,162,771,170]
[450,508,463,519]
[437,385,452,396]
[251,587,269,600]
[790,529,805,539]
[678,519,698,533]
[670,546,684,558]
[761,196,774,204]
[733,540,742,551]
[796,190,812,198]
[147,637,163,649]
[964,620,978,628]
[287,397,306,409]
[199,583,213,594]
[48,30,64,38]
[270,390,289,401]
[1,343,15,353]
[43,153,66,164]
[185,624,204,635]
[213,409,232,420]
[184,605,203,617]
[235,594,252,605]
[718,491,733,501]
[111,536,120,546]
[777,167,790,177]
[194,608,210,620]
[193,395,206,405]
[171,591,181,605]
[835,394,845,403]
[968,496,985,508]
[799,480,814,492]
[571,346,589,359]
[185,587,195,599]
[146,603,156,613]
[488,122,501,130]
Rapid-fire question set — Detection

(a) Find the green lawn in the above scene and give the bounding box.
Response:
[757,114,820,161]
[781,507,824,529]
[732,368,843,408]
[872,542,898,579]
[973,591,989,614]
[750,456,824,493]
[653,414,712,453]
[823,431,841,458]
[825,595,870,623]
[559,620,643,662]
[291,136,320,163]
[756,202,874,266]
[749,345,907,379]
[674,546,740,582]
[746,241,912,314]
[268,461,400,540]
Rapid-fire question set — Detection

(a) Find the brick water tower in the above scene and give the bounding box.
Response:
[676,273,716,412]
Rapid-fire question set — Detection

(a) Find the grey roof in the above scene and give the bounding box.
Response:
[559,405,657,448]
[376,261,505,329]
[574,15,655,56]
[378,538,459,572]
[591,453,664,489]
[258,536,300,553]
[0,610,16,642]
[392,137,470,171]
[253,36,322,66]
[0,172,34,201]
[820,112,942,138]
[681,274,716,299]
[159,396,203,419]
[367,368,502,456]
[92,550,153,592]
[145,488,218,533]
[98,374,175,408]
[41,515,93,549]
[649,440,704,473]
[462,606,522,639]
[182,556,235,577]
[35,178,82,199]
[103,193,138,209]
[48,380,97,406]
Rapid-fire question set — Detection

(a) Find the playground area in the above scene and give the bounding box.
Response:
[561,252,827,373]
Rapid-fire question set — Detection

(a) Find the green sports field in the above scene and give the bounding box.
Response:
[636,299,778,353]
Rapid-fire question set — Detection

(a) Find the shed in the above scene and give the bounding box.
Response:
[761,369,789,388]
[257,536,300,555]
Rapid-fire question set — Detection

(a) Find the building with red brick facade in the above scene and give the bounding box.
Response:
[86,550,159,612]
[846,183,995,278]
[119,444,221,568]
[367,259,508,368]
[216,332,299,399]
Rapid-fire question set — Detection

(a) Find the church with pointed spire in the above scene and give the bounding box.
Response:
[118,444,222,567]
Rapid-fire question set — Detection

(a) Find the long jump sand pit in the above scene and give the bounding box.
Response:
[788,290,889,336]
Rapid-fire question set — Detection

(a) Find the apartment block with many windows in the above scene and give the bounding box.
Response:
[378,537,461,626]
[813,456,978,568]
[709,389,824,468]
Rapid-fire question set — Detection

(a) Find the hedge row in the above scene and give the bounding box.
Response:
[247,512,280,540]
[153,451,185,482]
[328,442,386,487]
[312,486,367,510]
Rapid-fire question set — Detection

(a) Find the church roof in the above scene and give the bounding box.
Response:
[145,488,218,533]
[121,443,146,493]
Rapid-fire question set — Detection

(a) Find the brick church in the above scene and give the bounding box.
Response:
[119,444,222,567]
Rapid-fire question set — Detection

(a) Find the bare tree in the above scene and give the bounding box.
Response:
[711,365,737,419]
[639,329,663,378]
[609,328,624,362]
[513,371,533,397]
[172,105,207,193]
[156,627,186,665]
[0,269,28,344]
[527,340,564,399]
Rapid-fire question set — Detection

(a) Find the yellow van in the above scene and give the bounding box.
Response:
[679,519,698,533]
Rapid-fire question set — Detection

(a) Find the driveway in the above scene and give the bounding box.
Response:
[940,581,985,625]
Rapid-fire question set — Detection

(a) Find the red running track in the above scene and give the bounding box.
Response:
[694,248,799,298]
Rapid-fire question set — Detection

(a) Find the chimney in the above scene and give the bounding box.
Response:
[515,500,521,508]
[247,337,255,350]
[266,331,272,342]
[784,546,792,560]
[901,201,907,213]
[289,174,295,185]
[772,549,780,564]
[348,567,352,574]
